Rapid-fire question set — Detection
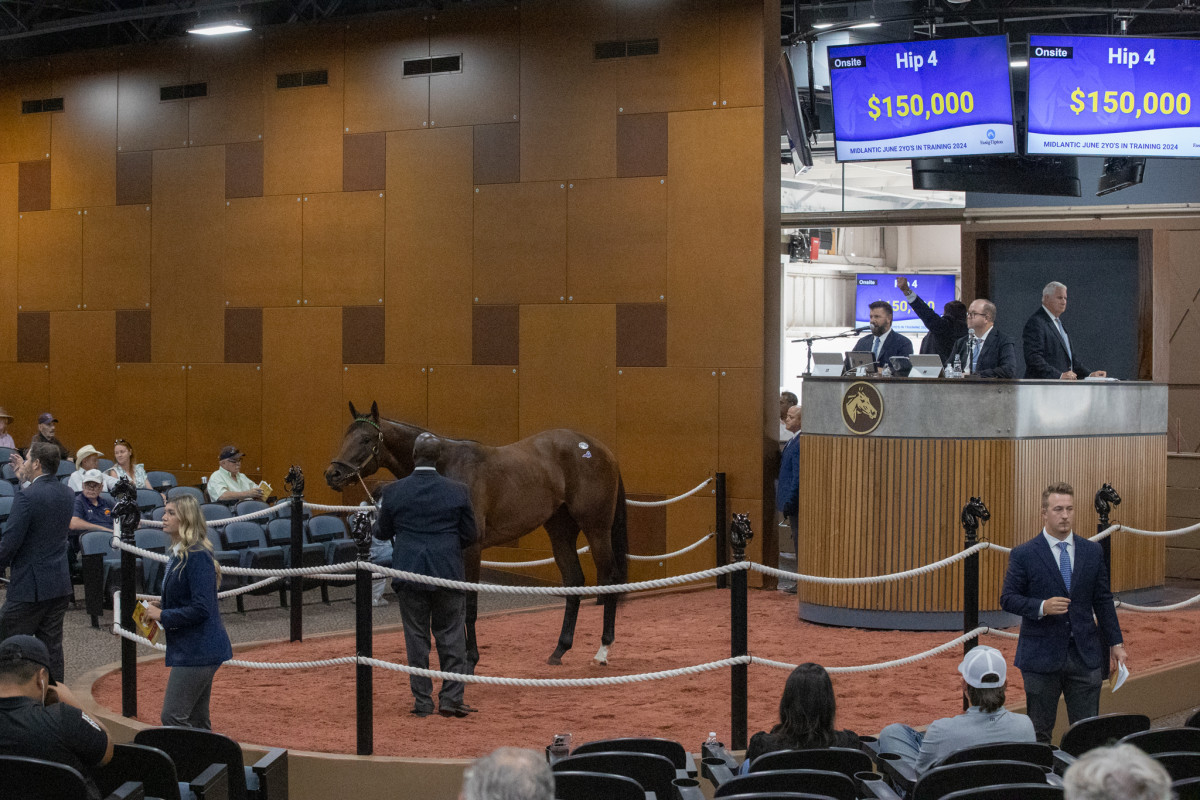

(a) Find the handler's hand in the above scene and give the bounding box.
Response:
[144,602,162,622]
[896,276,910,293]
[1043,596,1070,615]
[1091,370,1108,378]
[1110,643,1128,674]
[1059,371,1078,381]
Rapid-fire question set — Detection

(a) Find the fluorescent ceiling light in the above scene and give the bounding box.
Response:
[851,21,881,28]
[812,22,835,29]
[1010,59,1028,67]
[188,21,251,35]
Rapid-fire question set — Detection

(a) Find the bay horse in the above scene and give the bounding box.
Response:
[325,402,628,668]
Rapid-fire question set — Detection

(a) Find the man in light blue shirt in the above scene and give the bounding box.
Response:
[878,645,1035,773]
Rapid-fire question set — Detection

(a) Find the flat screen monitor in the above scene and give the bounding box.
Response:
[827,35,1016,162]
[811,352,844,377]
[776,51,814,173]
[1026,34,1200,158]
[907,354,944,378]
[854,273,958,332]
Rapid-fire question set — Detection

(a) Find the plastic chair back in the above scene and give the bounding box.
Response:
[168,485,206,504]
[0,496,13,522]
[714,769,857,800]
[0,754,101,799]
[716,794,836,800]
[94,743,183,800]
[225,521,268,550]
[135,726,249,800]
[0,481,14,497]
[2,463,18,483]
[56,461,75,477]
[235,500,271,520]
[201,503,234,523]
[912,760,1047,800]
[307,514,347,542]
[134,529,171,552]
[81,530,117,556]
[1187,709,1200,730]
[940,784,1063,800]
[937,742,1054,769]
[573,737,690,770]
[146,471,178,491]
[749,747,873,778]
[1123,728,1200,755]
[554,752,677,800]
[1175,776,1200,800]
[137,488,164,512]
[1153,752,1200,781]
[98,458,115,471]
[266,517,302,547]
[1059,713,1150,757]
[553,770,648,800]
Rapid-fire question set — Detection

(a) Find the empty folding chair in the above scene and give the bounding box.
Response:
[553,752,703,800]
[940,786,1063,800]
[134,726,288,800]
[714,769,857,800]
[275,502,312,521]
[1188,709,1200,729]
[201,503,234,526]
[204,528,242,594]
[1123,728,1200,755]
[573,736,699,779]
[146,471,178,492]
[137,488,165,514]
[749,747,873,779]
[135,529,172,594]
[553,770,648,800]
[936,742,1054,770]
[2,463,19,485]
[0,496,12,524]
[716,794,837,800]
[266,518,302,559]
[94,742,230,800]
[80,531,118,627]
[911,760,1047,800]
[1176,776,1200,800]
[1058,714,1150,757]
[56,461,75,478]
[308,514,356,564]
[0,480,14,497]
[235,500,272,524]
[1152,753,1200,782]
[168,485,207,505]
[0,754,143,800]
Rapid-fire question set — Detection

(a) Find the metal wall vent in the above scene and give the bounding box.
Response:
[594,39,660,60]
[160,82,208,102]
[402,54,463,77]
[21,97,64,114]
[276,69,329,89]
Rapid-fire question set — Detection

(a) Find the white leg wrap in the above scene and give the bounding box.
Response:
[593,644,610,665]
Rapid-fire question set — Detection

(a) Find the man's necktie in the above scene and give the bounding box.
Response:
[1054,317,1072,361]
[971,338,981,372]
[872,337,881,361]
[1057,541,1072,593]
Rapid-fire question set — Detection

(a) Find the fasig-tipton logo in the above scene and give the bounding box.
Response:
[841,381,884,435]
[830,55,867,69]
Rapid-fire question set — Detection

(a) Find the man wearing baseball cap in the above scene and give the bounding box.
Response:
[877,645,1035,774]
[29,413,70,462]
[206,445,263,504]
[0,635,113,799]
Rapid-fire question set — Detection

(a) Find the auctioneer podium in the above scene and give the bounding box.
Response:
[797,378,1167,630]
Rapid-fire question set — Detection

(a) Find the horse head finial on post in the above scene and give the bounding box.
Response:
[729,513,753,562]
[285,465,305,497]
[350,511,374,560]
[1094,483,1121,524]
[960,496,990,545]
[111,478,140,543]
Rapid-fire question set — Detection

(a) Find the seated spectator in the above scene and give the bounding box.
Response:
[206,446,263,504]
[70,472,114,534]
[460,747,554,800]
[1064,743,1172,800]
[30,413,71,462]
[106,438,151,491]
[0,407,14,450]
[0,635,113,800]
[878,645,1034,774]
[67,446,118,493]
[743,662,859,772]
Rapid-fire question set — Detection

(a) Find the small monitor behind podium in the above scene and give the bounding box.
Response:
[908,354,943,379]
[811,353,843,377]
[845,351,875,373]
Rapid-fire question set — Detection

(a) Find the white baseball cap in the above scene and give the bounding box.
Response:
[959,645,1007,689]
[81,469,105,486]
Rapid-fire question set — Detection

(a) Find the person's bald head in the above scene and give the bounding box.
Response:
[412,433,441,467]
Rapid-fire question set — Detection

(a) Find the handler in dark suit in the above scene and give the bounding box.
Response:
[849,300,914,376]
[0,442,75,682]
[1000,482,1127,742]
[376,433,477,718]
[948,299,1018,379]
[1022,281,1107,380]
[897,276,967,364]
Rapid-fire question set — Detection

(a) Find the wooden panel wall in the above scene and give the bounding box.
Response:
[0,1,768,522]
[798,434,1166,613]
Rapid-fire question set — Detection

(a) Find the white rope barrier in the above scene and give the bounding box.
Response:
[750,542,995,585]
[752,627,990,674]
[481,549,588,569]
[304,503,380,514]
[625,477,713,507]
[628,532,715,562]
[135,501,293,529]
[1107,521,1200,538]
[1088,524,1122,542]
[984,628,1021,639]
[1116,591,1200,612]
[479,532,717,569]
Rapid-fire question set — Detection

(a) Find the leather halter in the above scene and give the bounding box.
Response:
[331,417,385,476]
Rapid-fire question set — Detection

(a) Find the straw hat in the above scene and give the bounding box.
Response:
[0,407,12,422]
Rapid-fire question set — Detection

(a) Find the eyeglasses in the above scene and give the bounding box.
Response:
[966,311,986,318]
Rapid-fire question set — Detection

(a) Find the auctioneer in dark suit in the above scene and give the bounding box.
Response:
[376,465,478,715]
[0,473,75,682]
[1000,532,1123,742]
[911,295,967,364]
[1023,306,1091,379]
[849,329,914,376]
[949,329,1018,379]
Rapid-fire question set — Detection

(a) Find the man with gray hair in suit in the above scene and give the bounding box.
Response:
[460,747,554,800]
[1022,281,1107,380]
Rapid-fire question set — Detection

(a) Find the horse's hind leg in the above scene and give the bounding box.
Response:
[463,543,481,674]
[545,507,583,665]
[588,538,618,665]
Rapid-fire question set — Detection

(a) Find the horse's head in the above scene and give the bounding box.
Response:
[326,401,387,491]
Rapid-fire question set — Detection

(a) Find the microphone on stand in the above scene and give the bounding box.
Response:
[965,331,978,376]
[850,326,871,334]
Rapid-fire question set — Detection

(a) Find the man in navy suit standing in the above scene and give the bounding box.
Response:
[1001,482,1128,742]
[775,404,802,594]
[850,300,914,376]
[376,433,478,718]
[1023,281,1108,380]
[0,442,75,683]
[948,299,1018,378]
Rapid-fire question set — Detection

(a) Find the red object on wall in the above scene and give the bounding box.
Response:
[809,236,820,261]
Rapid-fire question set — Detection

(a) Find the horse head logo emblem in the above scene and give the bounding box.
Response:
[841,382,884,435]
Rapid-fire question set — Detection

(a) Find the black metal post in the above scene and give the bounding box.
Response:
[119,519,138,718]
[286,466,305,643]
[959,497,989,711]
[111,479,140,719]
[351,512,374,756]
[1095,483,1121,579]
[729,513,752,751]
[715,473,728,589]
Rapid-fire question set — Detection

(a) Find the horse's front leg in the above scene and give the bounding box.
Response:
[463,542,481,675]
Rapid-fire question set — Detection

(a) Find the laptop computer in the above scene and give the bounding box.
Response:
[907,354,943,379]
[811,352,843,377]
[845,351,876,374]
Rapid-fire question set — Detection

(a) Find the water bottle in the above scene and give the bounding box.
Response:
[706,732,719,747]
[950,355,962,378]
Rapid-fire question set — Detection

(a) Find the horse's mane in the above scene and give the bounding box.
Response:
[368,415,485,448]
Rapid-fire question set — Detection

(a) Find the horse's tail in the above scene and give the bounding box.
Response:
[610,475,629,585]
